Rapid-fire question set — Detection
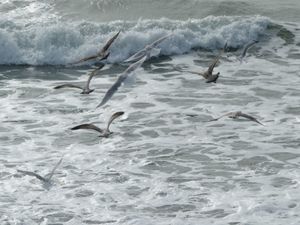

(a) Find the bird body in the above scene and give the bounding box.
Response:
[206,73,220,83]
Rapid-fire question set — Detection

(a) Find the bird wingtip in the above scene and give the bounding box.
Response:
[115,111,125,116]
[96,103,103,108]
[70,126,79,130]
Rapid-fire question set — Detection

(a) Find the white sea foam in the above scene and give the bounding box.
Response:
[1,1,300,224]
[1,38,300,224]
[0,16,270,65]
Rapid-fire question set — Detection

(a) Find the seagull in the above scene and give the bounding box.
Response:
[73,30,120,64]
[209,111,264,125]
[54,64,105,94]
[71,111,124,138]
[186,47,225,83]
[123,34,171,63]
[186,54,220,83]
[240,40,259,60]
[96,55,147,108]
[17,157,63,184]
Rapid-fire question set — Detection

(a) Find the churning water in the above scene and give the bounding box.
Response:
[1,0,300,224]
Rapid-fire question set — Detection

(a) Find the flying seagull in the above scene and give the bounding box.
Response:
[186,54,220,83]
[73,31,120,64]
[209,111,264,125]
[17,157,63,184]
[186,48,225,83]
[96,55,147,108]
[71,111,124,138]
[123,34,171,63]
[240,40,259,60]
[54,64,105,94]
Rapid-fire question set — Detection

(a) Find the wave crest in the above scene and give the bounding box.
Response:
[0,16,270,65]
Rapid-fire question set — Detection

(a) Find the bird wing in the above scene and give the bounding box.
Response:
[209,112,236,122]
[72,55,98,64]
[123,48,148,63]
[106,111,124,131]
[207,52,221,75]
[186,70,205,77]
[172,66,204,77]
[96,74,127,108]
[239,112,264,125]
[97,56,147,108]
[124,55,147,74]
[99,30,121,54]
[123,34,170,63]
[54,84,83,90]
[46,157,63,181]
[241,40,258,58]
[71,123,104,133]
[99,52,110,61]
[85,64,105,90]
[149,34,172,48]
[17,169,47,182]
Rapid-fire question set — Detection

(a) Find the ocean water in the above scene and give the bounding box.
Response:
[1,0,300,224]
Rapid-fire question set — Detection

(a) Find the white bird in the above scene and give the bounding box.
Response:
[184,51,222,83]
[71,111,124,138]
[123,34,171,63]
[73,31,120,64]
[54,64,105,94]
[193,55,220,82]
[209,111,264,125]
[96,55,147,108]
[180,43,226,83]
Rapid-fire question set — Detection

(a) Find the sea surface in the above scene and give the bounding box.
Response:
[1,0,300,224]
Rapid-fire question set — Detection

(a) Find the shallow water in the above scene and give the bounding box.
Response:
[1,1,300,225]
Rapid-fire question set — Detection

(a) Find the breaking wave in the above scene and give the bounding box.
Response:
[0,16,270,65]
